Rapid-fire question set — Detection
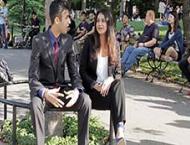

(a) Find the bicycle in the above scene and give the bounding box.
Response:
[13,24,32,49]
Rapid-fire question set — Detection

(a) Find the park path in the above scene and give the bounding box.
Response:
[0,48,190,145]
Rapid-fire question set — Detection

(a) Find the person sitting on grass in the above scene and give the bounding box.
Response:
[154,11,184,62]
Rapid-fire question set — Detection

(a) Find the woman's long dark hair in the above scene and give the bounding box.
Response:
[168,11,179,32]
[93,9,118,65]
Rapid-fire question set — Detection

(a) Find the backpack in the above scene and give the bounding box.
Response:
[0,58,13,83]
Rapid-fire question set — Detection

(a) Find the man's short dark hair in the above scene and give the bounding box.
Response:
[81,11,87,17]
[49,0,70,24]
[122,13,128,19]
[32,11,37,16]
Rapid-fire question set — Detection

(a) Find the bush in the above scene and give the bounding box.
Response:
[0,114,109,145]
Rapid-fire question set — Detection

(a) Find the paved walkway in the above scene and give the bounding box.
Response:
[0,49,190,145]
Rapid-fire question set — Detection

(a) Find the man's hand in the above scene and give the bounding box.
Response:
[44,88,65,108]
[101,77,114,96]
[64,89,79,107]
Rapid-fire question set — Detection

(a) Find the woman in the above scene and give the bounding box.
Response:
[154,11,184,61]
[80,9,126,145]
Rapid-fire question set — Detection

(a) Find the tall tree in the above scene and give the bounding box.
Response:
[81,0,86,10]
[182,0,190,53]
[45,0,53,29]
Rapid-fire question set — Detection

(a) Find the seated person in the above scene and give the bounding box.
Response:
[121,10,159,74]
[80,9,126,145]
[67,10,76,37]
[74,11,89,40]
[116,13,136,53]
[178,52,190,95]
[154,11,184,61]
[29,11,40,45]
[79,10,95,41]
[87,10,95,32]
[29,1,91,145]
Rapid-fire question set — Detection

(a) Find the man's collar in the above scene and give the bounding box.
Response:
[48,28,61,47]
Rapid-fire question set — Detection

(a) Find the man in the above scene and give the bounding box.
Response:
[116,13,136,53]
[28,11,40,45]
[28,1,91,145]
[158,0,166,21]
[67,10,76,37]
[78,10,95,41]
[121,10,159,75]
[0,0,8,48]
[74,11,89,40]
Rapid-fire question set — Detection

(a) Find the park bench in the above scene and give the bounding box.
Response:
[0,80,115,145]
[142,51,189,93]
[144,51,178,82]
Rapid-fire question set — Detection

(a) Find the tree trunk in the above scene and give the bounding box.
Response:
[45,0,53,29]
[154,0,159,14]
[44,0,64,137]
[182,0,190,53]
[120,0,127,19]
[82,0,87,10]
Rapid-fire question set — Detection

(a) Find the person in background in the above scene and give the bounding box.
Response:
[74,11,89,40]
[154,11,184,61]
[87,10,95,33]
[0,0,8,48]
[68,10,76,37]
[78,10,95,41]
[116,13,136,53]
[121,10,159,75]
[80,9,126,145]
[28,11,40,45]
[158,0,166,21]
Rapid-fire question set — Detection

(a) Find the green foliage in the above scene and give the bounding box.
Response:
[62,115,109,145]
[46,136,77,145]
[0,114,109,145]
[8,0,44,26]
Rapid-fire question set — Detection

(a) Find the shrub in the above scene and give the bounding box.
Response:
[0,114,109,145]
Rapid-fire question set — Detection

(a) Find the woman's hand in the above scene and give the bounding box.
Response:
[100,77,114,96]
[93,82,102,92]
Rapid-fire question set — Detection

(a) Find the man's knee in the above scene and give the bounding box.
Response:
[31,96,44,112]
[80,93,92,109]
